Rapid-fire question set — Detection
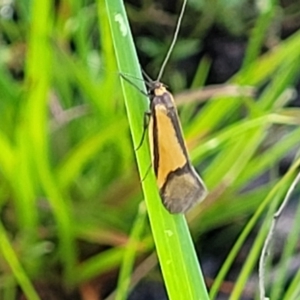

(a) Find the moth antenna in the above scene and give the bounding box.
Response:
[142,69,154,83]
[157,0,187,82]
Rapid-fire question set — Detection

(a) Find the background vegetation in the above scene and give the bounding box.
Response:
[1,0,300,299]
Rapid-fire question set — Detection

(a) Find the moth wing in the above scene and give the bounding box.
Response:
[149,93,207,213]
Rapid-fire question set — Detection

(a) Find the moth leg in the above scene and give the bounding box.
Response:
[119,73,149,97]
[135,111,151,151]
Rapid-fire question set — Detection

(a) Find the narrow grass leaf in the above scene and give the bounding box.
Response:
[105,0,209,299]
[115,203,147,300]
[0,222,40,300]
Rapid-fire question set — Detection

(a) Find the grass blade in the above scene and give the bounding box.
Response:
[104,0,209,298]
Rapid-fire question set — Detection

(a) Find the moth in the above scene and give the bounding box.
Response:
[147,80,207,213]
[121,0,207,213]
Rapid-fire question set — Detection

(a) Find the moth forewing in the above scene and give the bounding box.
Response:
[161,164,207,214]
[149,83,207,213]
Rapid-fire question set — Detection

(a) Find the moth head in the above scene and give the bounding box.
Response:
[148,81,167,98]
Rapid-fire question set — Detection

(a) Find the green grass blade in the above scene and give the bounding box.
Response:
[104,0,209,299]
[115,203,147,300]
[242,0,275,68]
[0,222,40,300]
[209,158,300,299]
[25,0,76,281]
[270,199,300,300]
[0,132,14,180]
[283,266,300,300]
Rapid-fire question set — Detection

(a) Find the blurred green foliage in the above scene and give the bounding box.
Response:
[0,0,300,299]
